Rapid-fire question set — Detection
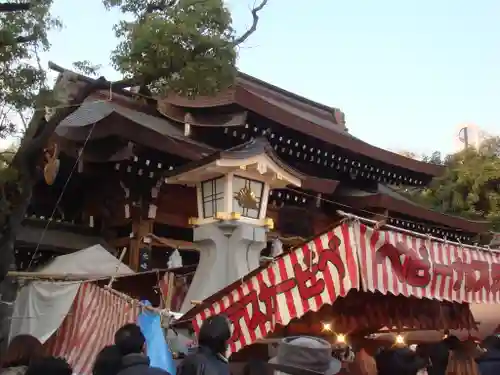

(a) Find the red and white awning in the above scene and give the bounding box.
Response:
[193,222,360,354]
[357,223,500,304]
[192,221,500,356]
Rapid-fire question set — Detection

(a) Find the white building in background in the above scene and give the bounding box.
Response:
[453,123,493,152]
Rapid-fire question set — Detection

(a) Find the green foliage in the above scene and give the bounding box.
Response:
[103,0,243,96]
[422,151,444,165]
[0,0,61,137]
[0,1,61,239]
[72,60,102,77]
[405,138,500,231]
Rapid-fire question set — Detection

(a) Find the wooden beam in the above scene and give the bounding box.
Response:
[155,212,191,228]
[267,231,305,246]
[7,271,129,281]
[109,237,129,248]
[109,236,199,251]
[150,235,199,251]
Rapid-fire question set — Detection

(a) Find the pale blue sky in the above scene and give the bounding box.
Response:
[40,0,500,156]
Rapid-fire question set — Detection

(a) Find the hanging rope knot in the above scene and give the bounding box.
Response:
[444,236,448,245]
[374,218,387,231]
[107,81,113,101]
[425,233,432,248]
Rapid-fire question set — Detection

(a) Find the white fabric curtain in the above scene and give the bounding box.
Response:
[10,282,80,343]
[9,244,133,343]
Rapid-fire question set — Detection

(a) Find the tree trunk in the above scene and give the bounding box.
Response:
[0,272,18,351]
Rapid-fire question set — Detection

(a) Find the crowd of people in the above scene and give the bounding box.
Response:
[2,313,500,375]
[0,314,232,375]
[341,334,500,375]
[0,324,171,375]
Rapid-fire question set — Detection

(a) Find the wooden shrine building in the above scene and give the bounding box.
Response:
[16,65,492,315]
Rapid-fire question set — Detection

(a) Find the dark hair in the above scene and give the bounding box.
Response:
[243,360,270,375]
[375,347,426,375]
[1,334,44,368]
[25,357,72,375]
[114,323,145,355]
[443,335,461,350]
[93,345,122,375]
[482,335,500,351]
[198,314,231,355]
[427,341,450,375]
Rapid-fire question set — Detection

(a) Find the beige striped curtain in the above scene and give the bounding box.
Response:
[445,351,480,375]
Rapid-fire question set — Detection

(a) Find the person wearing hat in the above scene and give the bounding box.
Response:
[268,336,342,375]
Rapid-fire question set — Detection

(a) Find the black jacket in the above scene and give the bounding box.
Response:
[176,346,230,375]
[477,349,500,375]
[117,353,170,375]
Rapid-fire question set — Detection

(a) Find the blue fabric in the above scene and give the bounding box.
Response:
[137,300,175,375]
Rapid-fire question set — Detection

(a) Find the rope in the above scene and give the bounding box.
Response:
[27,120,99,269]
[336,210,500,254]
[9,265,193,284]
[284,186,485,238]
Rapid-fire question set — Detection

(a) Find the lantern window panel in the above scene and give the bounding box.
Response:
[232,175,264,219]
[201,177,225,218]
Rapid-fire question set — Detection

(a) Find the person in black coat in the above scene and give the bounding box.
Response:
[93,345,123,375]
[477,335,500,375]
[114,323,170,375]
[375,346,426,375]
[25,357,72,375]
[176,314,231,375]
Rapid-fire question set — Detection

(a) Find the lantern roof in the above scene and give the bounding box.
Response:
[164,137,303,188]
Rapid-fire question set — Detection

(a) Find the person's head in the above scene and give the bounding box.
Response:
[443,335,461,350]
[114,324,145,356]
[426,341,450,375]
[1,334,43,368]
[268,336,342,375]
[93,345,122,375]
[375,347,426,375]
[25,357,72,375]
[198,314,231,355]
[243,360,271,375]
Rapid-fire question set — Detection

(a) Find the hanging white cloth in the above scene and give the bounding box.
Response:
[9,245,133,343]
[271,238,283,257]
[167,249,183,268]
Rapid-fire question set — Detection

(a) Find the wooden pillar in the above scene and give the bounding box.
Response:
[126,178,162,272]
[129,217,153,271]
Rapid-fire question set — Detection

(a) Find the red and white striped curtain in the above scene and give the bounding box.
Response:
[44,283,140,375]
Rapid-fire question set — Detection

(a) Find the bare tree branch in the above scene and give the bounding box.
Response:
[145,0,170,14]
[0,34,37,48]
[17,110,29,131]
[0,3,31,13]
[23,77,109,157]
[0,104,12,125]
[233,0,268,46]
[48,61,144,97]
[0,151,16,157]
